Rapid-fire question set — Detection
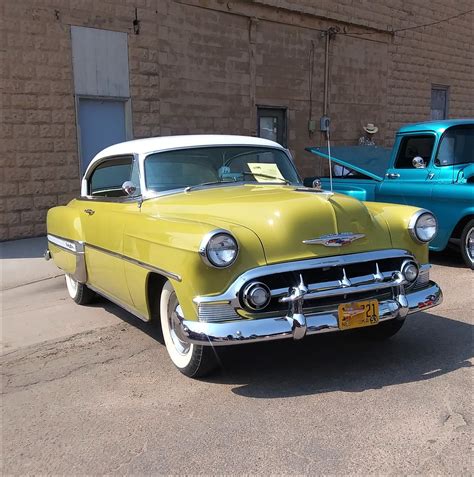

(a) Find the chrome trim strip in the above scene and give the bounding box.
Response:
[85,242,182,282]
[87,284,149,322]
[47,234,87,283]
[47,234,77,253]
[193,249,413,305]
[180,282,442,346]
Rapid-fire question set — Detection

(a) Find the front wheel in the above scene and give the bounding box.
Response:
[65,274,95,305]
[160,281,218,378]
[460,220,474,269]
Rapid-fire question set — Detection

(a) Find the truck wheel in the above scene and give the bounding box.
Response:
[360,319,405,340]
[160,280,217,378]
[460,219,474,269]
[65,274,95,305]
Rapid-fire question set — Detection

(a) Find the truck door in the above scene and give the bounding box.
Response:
[377,133,437,210]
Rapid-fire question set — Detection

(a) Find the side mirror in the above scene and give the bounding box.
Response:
[303,176,322,189]
[412,156,426,169]
[122,181,137,196]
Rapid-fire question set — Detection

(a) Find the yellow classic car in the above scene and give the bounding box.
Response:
[46,135,442,377]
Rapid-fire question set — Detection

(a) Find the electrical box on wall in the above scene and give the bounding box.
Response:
[320,116,330,132]
[307,119,317,133]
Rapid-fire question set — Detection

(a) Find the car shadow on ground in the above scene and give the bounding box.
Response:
[430,246,466,268]
[206,312,473,398]
[94,295,472,398]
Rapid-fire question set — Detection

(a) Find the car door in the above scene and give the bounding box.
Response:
[377,133,437,210]
[78,155,142,306]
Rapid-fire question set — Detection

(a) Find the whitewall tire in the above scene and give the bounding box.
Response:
[65,274,95,305]
[160,280,217,378]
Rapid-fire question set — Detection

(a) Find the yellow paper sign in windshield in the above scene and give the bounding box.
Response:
[248,163,285,182]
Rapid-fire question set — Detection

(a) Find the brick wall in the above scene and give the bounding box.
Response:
[1,0,473,240]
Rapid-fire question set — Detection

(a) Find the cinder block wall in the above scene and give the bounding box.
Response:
[1,0,473,240]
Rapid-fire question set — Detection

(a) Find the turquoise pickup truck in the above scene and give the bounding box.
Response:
[306,119,474,268]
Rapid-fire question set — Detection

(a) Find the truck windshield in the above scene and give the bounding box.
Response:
[436,126,474,166]
[144,146,301,192]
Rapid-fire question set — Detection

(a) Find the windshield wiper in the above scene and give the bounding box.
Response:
[184,180,236,192]
[241,172,291,184]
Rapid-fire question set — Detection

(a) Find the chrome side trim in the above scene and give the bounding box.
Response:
[180,281,442,346]
[47,234,87,283]
[87,283,149,322]
[47,234,77,253]
[193,249,413,305]
[85,242,182,282]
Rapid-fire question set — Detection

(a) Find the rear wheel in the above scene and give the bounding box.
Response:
[360,319,405,340]
[160,280,218,378]
[65,274,95,305]
[460,220,474,269]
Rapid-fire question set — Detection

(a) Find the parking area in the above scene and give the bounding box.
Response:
[1,238,472,475]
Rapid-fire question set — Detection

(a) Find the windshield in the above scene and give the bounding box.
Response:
[435,125,474,166]
[144,146,301,192]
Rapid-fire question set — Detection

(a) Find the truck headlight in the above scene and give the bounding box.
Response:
[199,230,238,268]
[409,211,437,243]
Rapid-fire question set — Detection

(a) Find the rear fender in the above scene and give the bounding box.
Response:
[46,204,87,283]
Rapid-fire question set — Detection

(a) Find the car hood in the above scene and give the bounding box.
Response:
[306,146,393,181]
[143,185,391,264]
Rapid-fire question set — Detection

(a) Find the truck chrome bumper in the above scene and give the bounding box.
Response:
[178,282,442,346]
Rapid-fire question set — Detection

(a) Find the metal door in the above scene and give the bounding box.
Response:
[78,98,127,173]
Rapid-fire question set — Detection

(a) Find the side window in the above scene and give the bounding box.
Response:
[89,156,136,197]
[394,135,435,169]
[435,126,474,166]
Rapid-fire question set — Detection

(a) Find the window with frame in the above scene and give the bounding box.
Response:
[431,86,448,120]
[394,135,435,169]
[89,156,140,197]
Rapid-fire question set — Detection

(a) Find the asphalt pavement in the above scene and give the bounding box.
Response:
[1,238,472,475]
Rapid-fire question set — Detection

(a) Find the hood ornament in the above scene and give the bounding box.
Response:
[303,232,365,247]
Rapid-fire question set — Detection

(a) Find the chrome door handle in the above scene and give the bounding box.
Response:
[84,209,95,216]
[385,173,400,179]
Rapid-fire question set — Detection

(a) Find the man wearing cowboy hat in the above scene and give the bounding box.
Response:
[358,123,378,146]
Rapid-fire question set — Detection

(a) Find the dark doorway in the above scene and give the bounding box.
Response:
[257,107,287,147]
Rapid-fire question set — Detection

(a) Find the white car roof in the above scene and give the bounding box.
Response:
[93,134,284,161]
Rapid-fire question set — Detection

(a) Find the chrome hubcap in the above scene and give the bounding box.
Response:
[466,227,474,262]
[168,295,190,355]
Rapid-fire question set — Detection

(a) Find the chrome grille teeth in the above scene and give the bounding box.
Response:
[373,263,384,282]
[340,268,352,287]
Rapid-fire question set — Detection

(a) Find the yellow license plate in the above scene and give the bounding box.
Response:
[337,299,379,330]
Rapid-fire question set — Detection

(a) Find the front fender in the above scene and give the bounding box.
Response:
[364,202,429,264]
[122,213,266,322]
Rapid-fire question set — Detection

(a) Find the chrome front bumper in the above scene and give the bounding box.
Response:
[178,282,442,346]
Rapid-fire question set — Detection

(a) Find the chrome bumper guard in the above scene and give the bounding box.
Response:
[178,281,442,346]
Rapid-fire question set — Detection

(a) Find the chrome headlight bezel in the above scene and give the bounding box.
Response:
[199,229,239,268]
[408,210,438,244]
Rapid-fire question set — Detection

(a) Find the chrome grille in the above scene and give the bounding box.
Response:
[198,303,240,323]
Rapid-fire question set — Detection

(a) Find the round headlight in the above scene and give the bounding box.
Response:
[242,282,271,310]
[200,231,238,268]
[409,211,437,243]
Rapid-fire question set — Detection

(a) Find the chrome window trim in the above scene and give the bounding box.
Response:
[81,153,141,201]
[193,249,414,305]
[141,145,302,196]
